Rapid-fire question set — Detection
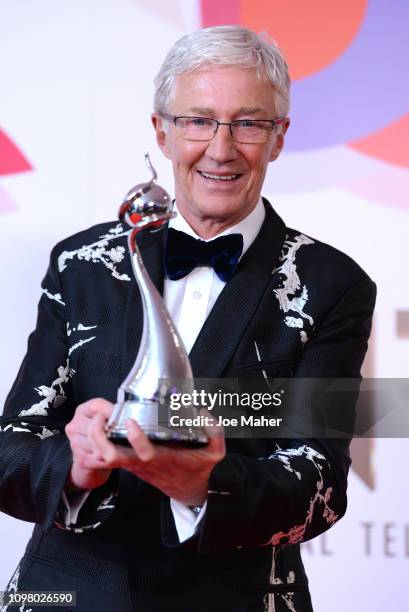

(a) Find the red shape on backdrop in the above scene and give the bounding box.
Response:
[0,129,32,176]
[348,113,409,169]
[201,0,367,80]
[200,0,240,27]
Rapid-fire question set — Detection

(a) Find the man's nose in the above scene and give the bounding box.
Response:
[205,123,238,162]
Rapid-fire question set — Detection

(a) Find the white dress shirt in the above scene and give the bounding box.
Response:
[165,198,265,354]
[167,198,265,540]
[64,198,266,542]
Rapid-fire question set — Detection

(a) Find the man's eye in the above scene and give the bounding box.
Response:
[189,118,213,127]
[236,120,256,128]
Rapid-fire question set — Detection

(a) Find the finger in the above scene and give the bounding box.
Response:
[74,448,110,471]
[89,412,122,464]
[67,406,110,453]
[126,419,155,462]
[87,398,115,419]
[199,408,224,439]
[69,429,110,467]
[73,399,101,419]
[68,431,98,455]
[89,414,141,469]
[199,409,226,456]
[67,400,114,441]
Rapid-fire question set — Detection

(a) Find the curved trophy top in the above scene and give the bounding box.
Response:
[119,153,174,231]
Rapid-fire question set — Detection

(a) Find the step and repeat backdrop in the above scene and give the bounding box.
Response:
[1,1,408,610]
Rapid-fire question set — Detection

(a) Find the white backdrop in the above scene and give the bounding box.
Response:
[1,1,408,610]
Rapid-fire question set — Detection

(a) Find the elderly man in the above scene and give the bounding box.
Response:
[0,25,375,612]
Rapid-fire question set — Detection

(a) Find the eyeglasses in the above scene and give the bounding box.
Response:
[160,113,287,144]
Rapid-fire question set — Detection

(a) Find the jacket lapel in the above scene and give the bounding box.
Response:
[121,203,286,380]
[189,201,287,378]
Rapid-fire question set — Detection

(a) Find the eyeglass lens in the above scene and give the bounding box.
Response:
[176,118,274,143]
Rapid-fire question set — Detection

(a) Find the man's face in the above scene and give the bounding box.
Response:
[152,66,288,236]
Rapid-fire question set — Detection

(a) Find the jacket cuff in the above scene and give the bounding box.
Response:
[53,470,119,533]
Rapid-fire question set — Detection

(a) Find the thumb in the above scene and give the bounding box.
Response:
[199,408,225,455]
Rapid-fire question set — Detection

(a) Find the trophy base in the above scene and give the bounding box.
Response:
[107,428,209,448]
[105,399,209,448]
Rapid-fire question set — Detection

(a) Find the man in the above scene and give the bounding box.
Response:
[0,25,375,612]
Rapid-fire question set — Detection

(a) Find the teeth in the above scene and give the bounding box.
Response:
[200,172,240,181]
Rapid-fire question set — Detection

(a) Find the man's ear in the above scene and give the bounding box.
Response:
[269,117,290,162]
[151,113,171,159]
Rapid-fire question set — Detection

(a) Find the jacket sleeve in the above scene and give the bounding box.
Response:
[0,244,118,532]
[193,275,376,553]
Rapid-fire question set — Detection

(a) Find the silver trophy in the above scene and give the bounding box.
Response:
[105,154,208,447]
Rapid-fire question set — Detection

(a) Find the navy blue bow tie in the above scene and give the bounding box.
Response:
[165,228,244,282]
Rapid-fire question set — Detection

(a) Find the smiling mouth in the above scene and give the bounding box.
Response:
[197,171,242,182]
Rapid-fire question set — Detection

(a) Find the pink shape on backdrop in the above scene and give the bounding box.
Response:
[0,129,32,176]
[0,185,17,213]
[347,167,409,212]
[348,112,409,169]
[200,0,239,26]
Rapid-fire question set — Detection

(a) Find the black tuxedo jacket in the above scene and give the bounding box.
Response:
[0,201,376,612]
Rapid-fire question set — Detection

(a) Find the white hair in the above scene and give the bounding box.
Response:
[153,25,290,118]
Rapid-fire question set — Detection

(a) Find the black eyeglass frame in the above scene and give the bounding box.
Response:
[159,113,288,143]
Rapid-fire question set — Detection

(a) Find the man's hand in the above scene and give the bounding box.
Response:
[65,398,225,506]
[64,398,114,493]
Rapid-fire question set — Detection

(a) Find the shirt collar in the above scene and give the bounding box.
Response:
[168,197,265,258]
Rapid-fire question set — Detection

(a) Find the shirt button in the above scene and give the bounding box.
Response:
[193,291,202,300]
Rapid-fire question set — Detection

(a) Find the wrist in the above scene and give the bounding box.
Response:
[64,468,87,496]
[181,487,208,507]
[67,464,111,493]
